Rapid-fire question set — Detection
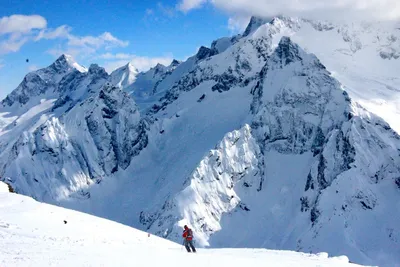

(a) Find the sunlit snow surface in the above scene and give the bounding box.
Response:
[0,185,369,267]
[265,19,400,134]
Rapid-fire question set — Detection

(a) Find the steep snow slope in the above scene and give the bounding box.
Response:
[122,60,180,110]
[0,55,98,145]
[1,84,146,202]
[0,57,147,202]
[124,39,240,111]
[0,55,99,183]
[131,37,400,267]
[249,17,400,134]
[0,187,370,267]
[218,38,400,266]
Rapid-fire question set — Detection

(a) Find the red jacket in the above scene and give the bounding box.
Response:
[182,228,193,241]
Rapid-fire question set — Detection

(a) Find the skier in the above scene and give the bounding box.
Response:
[182,225,196,253]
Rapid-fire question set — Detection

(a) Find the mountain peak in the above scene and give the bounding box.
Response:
[50,54,72,70]
[170,59,181,67]
[56,54,71,62]
[154,63,166,69]
[125,62,139,73]
[243,16,271,37]
[111,62,139,75]
[110,62,138,89]
[153,63,167,75]
[196,46,212,61]
[50,54,87,73]
[88,64,107,76]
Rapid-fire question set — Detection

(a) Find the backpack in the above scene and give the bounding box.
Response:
[185,228,193,240]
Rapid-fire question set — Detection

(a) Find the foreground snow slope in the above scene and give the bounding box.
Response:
[0,186,370,267]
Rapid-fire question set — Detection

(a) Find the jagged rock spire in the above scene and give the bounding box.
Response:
[243,16,270,37]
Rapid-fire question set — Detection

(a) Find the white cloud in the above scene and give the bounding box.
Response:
[0,15,47,55]
[100,53,173,73]
[0,34,30,55]
[228,16,251,33]
[177,0,207,12]
[36,26,128,50]
[0,15,46,35]
[179,0,400,21]
[35,25,71,41]
[0,14,128,60]
[99,53,132,60]
[37,26,128,58]
[67,32,128,49]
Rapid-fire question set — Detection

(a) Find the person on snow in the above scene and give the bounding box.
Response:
[182,225,196,253]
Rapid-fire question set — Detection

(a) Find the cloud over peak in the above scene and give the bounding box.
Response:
[179,0,400,21]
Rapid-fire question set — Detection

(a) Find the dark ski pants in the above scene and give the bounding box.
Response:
[184,239,196,252]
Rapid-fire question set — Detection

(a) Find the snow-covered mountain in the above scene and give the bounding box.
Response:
[131,36,400,267]
[0,56,147,201]
[0,185,367,267]
[114,59,181,111]
[1,16,399,267]
[110,62,139,89]
[253,17,400,134]
[1,54,87,108]
[125,16,400,134]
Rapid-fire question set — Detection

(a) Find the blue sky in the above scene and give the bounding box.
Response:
[0,0,244,100]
